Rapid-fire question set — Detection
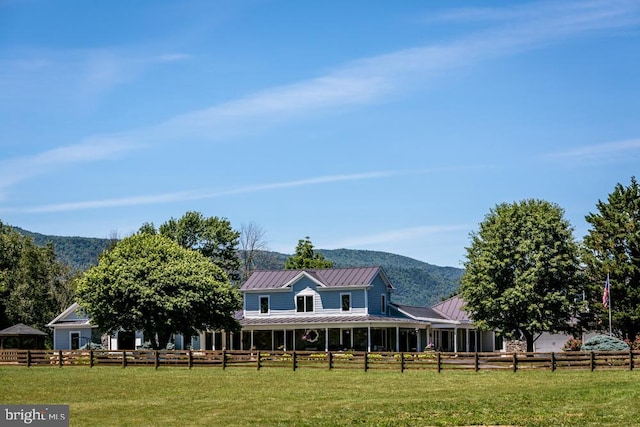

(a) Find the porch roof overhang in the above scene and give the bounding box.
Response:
[240,315,429,330]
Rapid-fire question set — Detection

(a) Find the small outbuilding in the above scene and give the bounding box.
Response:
[0,323,48,349]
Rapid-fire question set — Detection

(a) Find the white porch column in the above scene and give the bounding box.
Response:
[416,328,421,352]
[466,329,470,352]
[250,330,254,350]
[454,327,458,353]
[325,328,329,352]
[395,326,400,352]
[283,329,287,351]
[367,325,371,352]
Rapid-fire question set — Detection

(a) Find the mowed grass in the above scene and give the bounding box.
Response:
[1,366,639,426]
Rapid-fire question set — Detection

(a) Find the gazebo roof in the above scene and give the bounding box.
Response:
[0,323,48,336]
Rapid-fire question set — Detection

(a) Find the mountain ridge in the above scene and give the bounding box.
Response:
[13,227,462,306]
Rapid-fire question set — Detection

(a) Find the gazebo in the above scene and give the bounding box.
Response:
[0,323,48,349]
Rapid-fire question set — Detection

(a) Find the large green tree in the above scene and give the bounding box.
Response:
[285,236,333,269]
[0,221,75,332]
[460,200,583,352]
[76,234,242,350]
[582,177,640,340]
[140,211,241,282]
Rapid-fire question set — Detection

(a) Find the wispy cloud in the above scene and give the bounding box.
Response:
[2,171,399,213]
[322,225,470,249]
[149,0,640,141]
[549,138,640,164]
[0,139,141,200]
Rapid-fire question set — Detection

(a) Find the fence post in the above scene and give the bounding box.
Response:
[222,350,227,370]
[364,352,369,372]
[550,352,555,372]
[590,351,595,371]
[400,352,405,373]
[437,352,441,373]
[512,352,518,372]
[257,352,261,370]
[188,350,193,369]
[122,351,127,368]
[474,352,479,372]
[292,351,297,371]
[630,349,634,371]
[58,350,63,367]
[90,350,94,368]
[328,351,333,370]
[27,350,31,368]
[155,351,159,369]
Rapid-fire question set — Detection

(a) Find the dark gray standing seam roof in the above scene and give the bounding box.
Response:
[391,303,446,320]
[0,323,48,336]
[241,266,388,291]
[431,296,470,322]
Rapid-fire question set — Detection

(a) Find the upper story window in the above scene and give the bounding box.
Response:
[381,294,387,315]
[341,293,351,312]
[296,295,314,313]
[259,296,269,314]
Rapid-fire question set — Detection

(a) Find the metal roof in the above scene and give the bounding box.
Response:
[241,266,391,291]
[391,303,446,320]
[431,296,470,322]
[240,314,427,327]
[0,323,48,336]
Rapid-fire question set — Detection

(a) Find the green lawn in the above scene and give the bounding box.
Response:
[1,366,638,426]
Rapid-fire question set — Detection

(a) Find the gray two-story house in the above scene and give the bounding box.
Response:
[233,266,429,352]
[49,266,498,353]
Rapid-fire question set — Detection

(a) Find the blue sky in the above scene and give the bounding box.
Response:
[1,0,639,268]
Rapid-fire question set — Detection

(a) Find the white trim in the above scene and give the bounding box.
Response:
[281,272,326,289]
[259,295,270,314]
[69,331,81,350]
[47,302,82,327]
[340,292,351,313]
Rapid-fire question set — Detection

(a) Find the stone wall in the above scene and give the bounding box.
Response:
[505,340,527,353]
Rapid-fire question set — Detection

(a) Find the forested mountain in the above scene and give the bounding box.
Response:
[13,227,112,271]
[15,228,462,307]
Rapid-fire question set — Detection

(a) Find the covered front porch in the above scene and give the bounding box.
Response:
[429,324,499,353]
[200,317,430,352]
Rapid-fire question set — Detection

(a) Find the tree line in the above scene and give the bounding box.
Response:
[1,177,638,352]
[460,177,640,352]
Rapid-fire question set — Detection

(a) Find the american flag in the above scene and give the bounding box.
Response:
[602,274,610,309]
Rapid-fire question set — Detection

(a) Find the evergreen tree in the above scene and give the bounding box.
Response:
[583,177,640,340]
[285,236,333,269]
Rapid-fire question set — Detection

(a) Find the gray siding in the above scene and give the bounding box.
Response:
[367,275,390,315]
[54,328,93,350]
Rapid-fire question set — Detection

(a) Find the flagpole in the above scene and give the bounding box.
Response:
[607,273,612,337]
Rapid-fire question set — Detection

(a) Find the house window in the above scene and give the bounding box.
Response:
[341,293,351,312]
[296,295,314,312]
[259,296,269,314]
[381,294,386,315]
[70,332,80,350]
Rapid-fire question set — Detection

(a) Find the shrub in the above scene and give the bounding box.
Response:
[562,338,582,351]
[624,335,640,350]
[581,334,629,351]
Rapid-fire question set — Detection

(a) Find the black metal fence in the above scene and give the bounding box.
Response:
[1,349,638,372]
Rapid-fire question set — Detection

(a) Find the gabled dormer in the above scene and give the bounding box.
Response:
[241,266,394,318]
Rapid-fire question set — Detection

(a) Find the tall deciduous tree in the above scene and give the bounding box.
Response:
[239,222,268,282]
[140,211,241,282]
[285,236,333,269]
[0,221,75,332]
[582,177,640,340]
[460,200,582,352]
[76,234,242,350]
